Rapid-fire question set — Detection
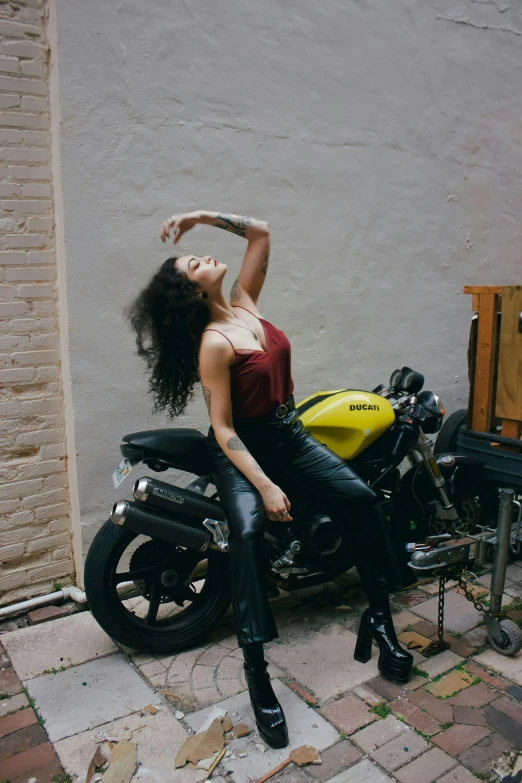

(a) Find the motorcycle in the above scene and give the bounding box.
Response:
[84,366,496,653]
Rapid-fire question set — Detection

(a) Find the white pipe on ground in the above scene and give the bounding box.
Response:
[0,581,136,619]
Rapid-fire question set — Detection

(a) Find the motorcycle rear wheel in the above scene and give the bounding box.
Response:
[84,520,231,653]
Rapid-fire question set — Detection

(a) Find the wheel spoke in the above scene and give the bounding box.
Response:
[111,564,158,587]
[146,581,161,625]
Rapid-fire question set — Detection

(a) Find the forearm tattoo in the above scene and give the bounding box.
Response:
[214,213,264,238]
[202,385,211,415]
[227,435,247,451]
[230,277,241,303]
[261,254,269,276]
[226,436,265,474]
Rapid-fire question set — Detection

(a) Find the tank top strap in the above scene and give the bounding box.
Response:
[202,329,236,351]
[232,304,261,321]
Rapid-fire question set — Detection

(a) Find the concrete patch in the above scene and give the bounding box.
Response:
[25,653,157,742]
[55,709,206,783]
[475,649,522,687]
[411,591,483,634]
[265,624,379,700]
[2,611,118,680]
[185,679,339,783]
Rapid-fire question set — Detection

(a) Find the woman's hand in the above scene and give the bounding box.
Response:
[259,482,293,522]
[161,211,201,244]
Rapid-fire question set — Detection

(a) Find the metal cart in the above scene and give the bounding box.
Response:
[409,284,522,655]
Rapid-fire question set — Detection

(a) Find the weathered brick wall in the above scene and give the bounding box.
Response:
[0,0,74,606]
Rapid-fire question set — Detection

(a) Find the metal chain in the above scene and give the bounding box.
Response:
[457,571,487,614]
[424,573,450,656]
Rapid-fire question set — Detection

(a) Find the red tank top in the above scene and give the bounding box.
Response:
[204,306,294,419]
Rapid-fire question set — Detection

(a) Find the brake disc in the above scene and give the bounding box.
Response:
[128,540,203,606]
[428,496,481,538]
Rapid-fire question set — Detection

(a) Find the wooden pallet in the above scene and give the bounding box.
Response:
[464,285,522,444]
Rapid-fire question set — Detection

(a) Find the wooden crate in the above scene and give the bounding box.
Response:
[464,285,522,443]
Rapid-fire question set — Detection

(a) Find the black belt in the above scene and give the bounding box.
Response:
[275,396,295,419]
[234,395,296,425]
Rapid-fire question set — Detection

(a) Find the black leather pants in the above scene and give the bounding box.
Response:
[207,406,403,647]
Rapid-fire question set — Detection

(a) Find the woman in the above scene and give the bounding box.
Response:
[128,209,413,749]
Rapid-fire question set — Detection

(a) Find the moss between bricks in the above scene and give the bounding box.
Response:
[370,701,392,719]
[24,687,45,727]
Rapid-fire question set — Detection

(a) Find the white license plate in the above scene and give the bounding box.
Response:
[112,458,133,489]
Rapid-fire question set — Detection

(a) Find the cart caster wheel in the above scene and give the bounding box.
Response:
[488,619,522,657]
[486,543,495,562]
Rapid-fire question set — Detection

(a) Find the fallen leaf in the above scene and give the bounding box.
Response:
[397,631,432,652]
[233,723,251,738]
[197,751,220,770]
[160,690,179,699]
[102,740,137,783]
[187,729,225,765]
[176,718,226,768]
[290,745,321,767]
[86,744,107,783]
[199,706,227,732]
[142,704,159,715]
[175,734,202,769]
[336,605,353,612]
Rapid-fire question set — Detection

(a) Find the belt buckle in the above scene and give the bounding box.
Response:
[276,403,288,419]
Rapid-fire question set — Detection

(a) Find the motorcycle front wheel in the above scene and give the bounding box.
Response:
[84,520,231,653]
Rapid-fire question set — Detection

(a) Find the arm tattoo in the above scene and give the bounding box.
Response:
[261,254,269,276]
[230,277,241,303]
[226,435,248,452]
[226,435,265,474]
[202,385,211,415]
[215,213,263,238]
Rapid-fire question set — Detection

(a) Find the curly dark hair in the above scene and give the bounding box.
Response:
[126,257,210,417]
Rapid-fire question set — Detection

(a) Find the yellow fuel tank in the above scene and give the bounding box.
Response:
[296,390,395,460]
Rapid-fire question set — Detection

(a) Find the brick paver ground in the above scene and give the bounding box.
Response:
[0,644,67,782]
[3,563,522,781]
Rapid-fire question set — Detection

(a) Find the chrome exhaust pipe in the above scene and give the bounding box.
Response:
[132,477,225,521]
[110,500,215,553]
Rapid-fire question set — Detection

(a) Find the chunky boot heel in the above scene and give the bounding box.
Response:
[354,622,373,663]
[243,644,289,750]
[355,609,413,684]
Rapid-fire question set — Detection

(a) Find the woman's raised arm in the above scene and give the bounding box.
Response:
[161,210,270,308]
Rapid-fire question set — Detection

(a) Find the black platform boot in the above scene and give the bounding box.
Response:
[353,504,413,683]
[354,605,413,683]
[243,644,289,749]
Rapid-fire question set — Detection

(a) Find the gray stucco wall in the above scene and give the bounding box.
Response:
[55,0,522,556]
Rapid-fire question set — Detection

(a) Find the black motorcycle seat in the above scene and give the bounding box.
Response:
[122,428,211,476]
